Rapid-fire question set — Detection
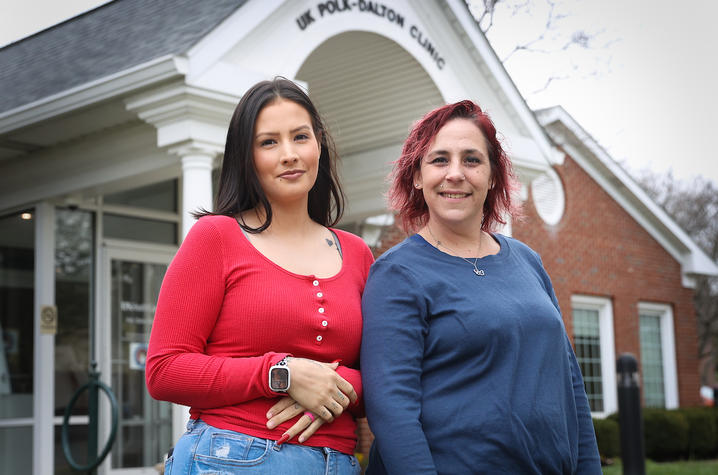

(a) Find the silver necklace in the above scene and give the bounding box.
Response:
[427,225,485,276]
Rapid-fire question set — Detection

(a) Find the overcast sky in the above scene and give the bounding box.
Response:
[477,0,718,185]
[2,0,716,185]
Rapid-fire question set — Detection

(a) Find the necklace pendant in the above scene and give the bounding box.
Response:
[474,268,485,276]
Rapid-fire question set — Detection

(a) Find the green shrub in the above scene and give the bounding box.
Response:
[593,417,620,460]
[679,407,717,459]
[643,408,689,461]
[606,412,619,424]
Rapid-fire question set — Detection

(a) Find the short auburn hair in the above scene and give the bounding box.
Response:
[388,100,520,233]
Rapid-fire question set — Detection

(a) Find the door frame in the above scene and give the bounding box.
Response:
[97,238,176,475]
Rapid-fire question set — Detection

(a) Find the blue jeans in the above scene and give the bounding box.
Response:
[165,419,361,474]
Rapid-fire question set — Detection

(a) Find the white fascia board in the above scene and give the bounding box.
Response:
[443,0,559,166]
[125,82,238,119]
[186,61,268,98]
[0,55,187,134]
[185,0,286,80]
[505,134,552,182]
[539,106,718,279]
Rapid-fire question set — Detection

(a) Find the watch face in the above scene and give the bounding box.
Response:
[270,367,289,391]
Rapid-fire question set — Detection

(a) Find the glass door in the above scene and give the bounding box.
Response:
[99,242,174,474]
[0,210,35,475]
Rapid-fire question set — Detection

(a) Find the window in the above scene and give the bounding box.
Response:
[102,178,179,245]
[104,180,177,212]
[639,302,678,408]
[571,295,616,417]
[573,308,603,411]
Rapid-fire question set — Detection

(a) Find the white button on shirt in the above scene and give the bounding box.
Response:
[321,320,328,327]
[318,307,325,313]
[316,335,323,342]
[317,292,323,298]
[312,280,319,286]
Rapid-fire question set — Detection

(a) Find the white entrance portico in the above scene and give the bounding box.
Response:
[182,0,558,223]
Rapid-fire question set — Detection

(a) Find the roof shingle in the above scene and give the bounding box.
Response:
[0,0,246,113]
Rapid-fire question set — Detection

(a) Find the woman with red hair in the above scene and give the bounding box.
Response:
[360,100,600,474]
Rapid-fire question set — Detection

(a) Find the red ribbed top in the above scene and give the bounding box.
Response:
[146,215,374,454]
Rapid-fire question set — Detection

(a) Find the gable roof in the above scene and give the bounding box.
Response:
[537,105,718,280]
[0,0,245,114]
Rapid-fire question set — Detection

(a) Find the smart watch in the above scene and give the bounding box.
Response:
[269,357,291,392]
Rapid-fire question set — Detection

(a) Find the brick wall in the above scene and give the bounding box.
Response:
[512,154,700,407]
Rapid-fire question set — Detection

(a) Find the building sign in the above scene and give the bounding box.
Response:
[296,0,446,70]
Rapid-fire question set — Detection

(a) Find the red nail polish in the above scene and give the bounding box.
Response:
[331,359,342,364]
[276,434,290,446]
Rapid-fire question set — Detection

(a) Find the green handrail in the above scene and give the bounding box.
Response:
[61,364,119,473]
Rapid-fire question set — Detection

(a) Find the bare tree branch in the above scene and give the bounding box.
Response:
[531,73,570,93]
[470,0,617,95]
[478,0,501,33]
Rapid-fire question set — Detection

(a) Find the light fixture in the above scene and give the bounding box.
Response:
[20,212,32,220]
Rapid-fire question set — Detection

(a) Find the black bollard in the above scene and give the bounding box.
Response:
[616,353,645,475]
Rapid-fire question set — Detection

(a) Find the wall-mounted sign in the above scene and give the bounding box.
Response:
[129,342,148,370]
[40,305,57,335]
[296,0,446,70]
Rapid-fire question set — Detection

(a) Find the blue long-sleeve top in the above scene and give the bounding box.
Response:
[361,233,601,474]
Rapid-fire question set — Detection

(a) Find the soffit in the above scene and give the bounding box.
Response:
[0,99,140,163]
[296,31,444,157]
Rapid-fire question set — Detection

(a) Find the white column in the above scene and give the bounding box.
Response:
[33,202,55,475]
[175,145,217,238]
[170,144,218,442]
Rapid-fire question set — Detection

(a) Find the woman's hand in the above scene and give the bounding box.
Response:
[285,359,357,422]
[266,397,325,443]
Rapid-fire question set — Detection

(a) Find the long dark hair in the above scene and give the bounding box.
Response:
[195,77,344,233]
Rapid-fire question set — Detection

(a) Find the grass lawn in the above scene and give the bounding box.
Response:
[603,459,718,474]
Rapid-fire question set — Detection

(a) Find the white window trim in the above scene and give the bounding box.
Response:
[638,302,679,409]
[571,295,617,418]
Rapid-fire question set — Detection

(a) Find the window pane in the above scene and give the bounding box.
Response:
[104,180,177,212]
[640,314,665,408]
[0,211,34,419]
[55,209,93,416]
[103,214,177,245]
[573,308,603,412]
[0,425,33,474]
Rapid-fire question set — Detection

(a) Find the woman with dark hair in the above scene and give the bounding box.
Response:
[360,100,601,474]
[146,78,373,474]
